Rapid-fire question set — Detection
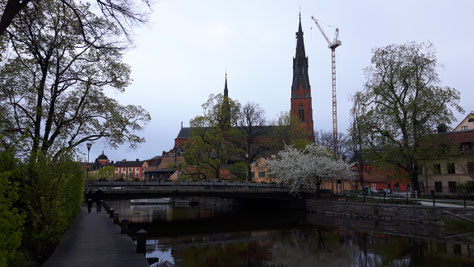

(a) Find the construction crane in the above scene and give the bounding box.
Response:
[311,16,341,157]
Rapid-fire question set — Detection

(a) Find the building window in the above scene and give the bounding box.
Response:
[371,184,376,190]
[136,168,139,171]
[469,162,474,174]
[461,126,468,131]
[122,168,125,172]
[129,168,132,172]
[447,163,455,174]
[433,164,441,174]
[460,143,471,151]
[298,105,304,122]
[448,181,456,193]
[251,172,255,178]
[435,181,443,193]
[258,171,265,178]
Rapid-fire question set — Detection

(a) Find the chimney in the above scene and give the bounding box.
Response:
[136,159,139,162]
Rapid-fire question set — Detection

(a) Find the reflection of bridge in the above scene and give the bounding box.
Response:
[85,181,313,201]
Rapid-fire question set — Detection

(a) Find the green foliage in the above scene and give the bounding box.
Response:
[457,182,474,194]
[88,165,115,181]
[351,42,463,192]
[271,111,312,150]
[0,149,24,267]
[20,152,85,263]
[443,219,474,235]
[183,94,244,179]
[229,162,247,181]
[0,0,150,156]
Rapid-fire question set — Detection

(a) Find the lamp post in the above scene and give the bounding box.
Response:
[245,153,249,182]
[86,143,92,179]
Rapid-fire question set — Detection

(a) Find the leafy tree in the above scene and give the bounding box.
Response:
[352,42,463,194]
[20,151,84,263]
[0,147,24,266]
[270,111,312,151]
[183,94,243,180]
[268,143,354,195]
[89,165,115,181]
[314,130,352,160]
[0,0,150,157]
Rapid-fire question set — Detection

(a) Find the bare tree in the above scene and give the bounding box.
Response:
[0,0,151,38]
[349,99,365,189]
[314,130,352,160]
[238,102,267,181]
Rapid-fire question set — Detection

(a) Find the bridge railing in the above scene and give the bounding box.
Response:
[85,180,291,189]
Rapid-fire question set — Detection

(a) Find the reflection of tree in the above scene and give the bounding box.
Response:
[173,241,252,267]
[265,229,359,267]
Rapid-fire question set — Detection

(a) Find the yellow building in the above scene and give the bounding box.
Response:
[250,158,272,183]
[420,113,474,194]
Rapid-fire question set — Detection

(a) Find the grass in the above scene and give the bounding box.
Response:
[344,195,418,205]
[10,249,39,267]
[442,219,474,235]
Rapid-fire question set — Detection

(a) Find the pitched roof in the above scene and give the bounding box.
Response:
[453,112,474,131]
[176,125,278,139]
[176,127,191,139]
[114,160,146,167]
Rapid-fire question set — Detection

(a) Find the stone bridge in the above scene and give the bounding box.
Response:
[85,181,316,202]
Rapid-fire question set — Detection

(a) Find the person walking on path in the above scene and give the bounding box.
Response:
[85,190,95,213]
[94,188,104,213]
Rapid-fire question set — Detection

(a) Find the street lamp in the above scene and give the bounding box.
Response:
[245,153,249,182]
[86,143,92,179]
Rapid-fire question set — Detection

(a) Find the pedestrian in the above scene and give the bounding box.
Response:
[85,189,94,213]
[94,188,104,213]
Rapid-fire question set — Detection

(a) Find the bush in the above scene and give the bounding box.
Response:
[0,149,24,266]
[19,152,84,263]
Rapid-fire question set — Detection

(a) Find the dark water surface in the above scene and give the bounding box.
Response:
[108,198,474,267]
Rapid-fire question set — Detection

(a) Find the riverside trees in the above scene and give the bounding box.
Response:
[0,0,150,157]
[183,94,242,180]
[0,0,150,264]
[351,42,463,194]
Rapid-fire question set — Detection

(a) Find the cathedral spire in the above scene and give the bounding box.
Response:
[290,12,314,141]
[224,71,228,97]
[292,12,309,92]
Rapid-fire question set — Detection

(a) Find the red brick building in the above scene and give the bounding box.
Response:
[290,13,314,141]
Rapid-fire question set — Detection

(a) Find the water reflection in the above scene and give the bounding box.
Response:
[109,198,235,223]
[108,199,474,267]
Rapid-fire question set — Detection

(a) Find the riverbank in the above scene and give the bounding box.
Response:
[43,206,148,267]
[306,199,474,225]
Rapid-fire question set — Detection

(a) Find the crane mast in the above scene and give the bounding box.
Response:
[311,16,341,157]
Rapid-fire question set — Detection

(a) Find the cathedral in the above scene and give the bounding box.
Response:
[173,14,314,150]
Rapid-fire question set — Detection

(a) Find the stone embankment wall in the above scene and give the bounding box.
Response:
[306,200,445,225]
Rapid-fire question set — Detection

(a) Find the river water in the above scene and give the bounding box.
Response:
[108,198,474,267]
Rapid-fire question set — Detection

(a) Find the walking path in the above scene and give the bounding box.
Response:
[43,206,149,267]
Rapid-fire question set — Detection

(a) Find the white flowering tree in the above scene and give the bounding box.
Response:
[268,143,355,195]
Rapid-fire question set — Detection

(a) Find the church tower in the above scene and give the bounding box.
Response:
[220,72,231,130]
[290,13,314,140]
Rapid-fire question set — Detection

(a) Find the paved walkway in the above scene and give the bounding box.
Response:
[43,206,149,267]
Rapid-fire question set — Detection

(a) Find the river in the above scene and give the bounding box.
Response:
[108,198,474,267]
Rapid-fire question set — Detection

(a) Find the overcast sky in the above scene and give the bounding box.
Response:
[87,0,474,162]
